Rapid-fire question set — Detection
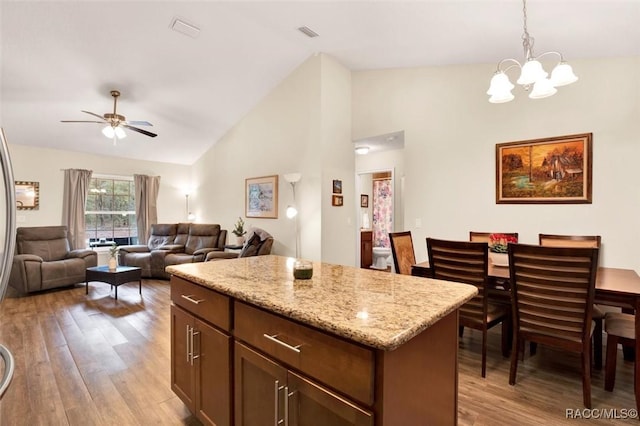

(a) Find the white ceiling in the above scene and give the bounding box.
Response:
[2,1,639,165]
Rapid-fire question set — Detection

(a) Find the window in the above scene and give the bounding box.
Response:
[85,176,137,246]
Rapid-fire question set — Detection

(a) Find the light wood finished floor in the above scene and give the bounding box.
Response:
[0,280,635,425]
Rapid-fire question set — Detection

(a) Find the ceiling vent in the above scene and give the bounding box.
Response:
[170,17,201,39]
[297,26,319,38]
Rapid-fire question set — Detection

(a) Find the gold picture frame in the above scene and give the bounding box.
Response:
[496,133,592,204]
[16,181,39,210]
[245,175,278,218]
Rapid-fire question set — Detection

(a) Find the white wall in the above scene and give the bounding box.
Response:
[193,54,323,260]
[319,55,355,265]
[192,53,356,264]
[8,144,190,227]
[352,56,640,271]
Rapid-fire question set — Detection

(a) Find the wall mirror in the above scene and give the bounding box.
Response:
[16,181,39,210]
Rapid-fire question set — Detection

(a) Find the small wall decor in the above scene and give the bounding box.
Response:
[360,194,369,208]
[16,181,39,210]
[246,175,278,218]
[332,179,342,194]
[332,195,343,206]
[496,133,592,204]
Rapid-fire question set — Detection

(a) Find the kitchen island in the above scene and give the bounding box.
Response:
[167,255,477,426]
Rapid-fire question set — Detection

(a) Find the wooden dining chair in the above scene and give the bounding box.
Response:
[389,231,417,275]
[539,234,604,370]
[604,312,635,392]
[508,243,599,408]
[427,238,510,378]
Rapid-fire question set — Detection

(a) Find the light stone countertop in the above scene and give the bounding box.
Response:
[166,255,478,351]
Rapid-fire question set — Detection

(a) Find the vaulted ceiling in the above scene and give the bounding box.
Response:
[2,1,639,165]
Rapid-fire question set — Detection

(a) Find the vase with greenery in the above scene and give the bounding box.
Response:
[108,243,119,270]
[232,217,247,245]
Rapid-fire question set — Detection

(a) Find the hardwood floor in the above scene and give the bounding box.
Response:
[0,280,635,425]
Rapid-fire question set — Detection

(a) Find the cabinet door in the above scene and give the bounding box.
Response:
[195,318,231,426]
[287,371,373,426]
[171,305,195,412]
[235,342,287,426]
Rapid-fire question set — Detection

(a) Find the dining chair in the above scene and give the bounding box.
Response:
[508,243,599,408]
[389,231,417,275]
[539,234,604,370]
[427,238,510,378]
[604,312,635,392]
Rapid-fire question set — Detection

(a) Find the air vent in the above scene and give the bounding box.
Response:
[170,17,201,38]
[297,26,319,38]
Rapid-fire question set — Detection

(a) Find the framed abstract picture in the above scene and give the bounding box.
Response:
[245,175,278,218]
[496,133,592,204]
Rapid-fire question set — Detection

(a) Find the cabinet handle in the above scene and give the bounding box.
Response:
[263,334,302,354]
[192,330,200,362]
[274,380,281,426]
[181,294,205,304]
[186,325,191,364]
[284,385,290,426]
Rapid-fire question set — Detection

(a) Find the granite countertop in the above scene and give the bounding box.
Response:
[166,255,477,351]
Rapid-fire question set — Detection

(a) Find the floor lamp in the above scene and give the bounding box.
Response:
[284,173,301,258]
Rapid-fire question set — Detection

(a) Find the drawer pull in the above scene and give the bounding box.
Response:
[263,333,302,354]
[181,294,205,304]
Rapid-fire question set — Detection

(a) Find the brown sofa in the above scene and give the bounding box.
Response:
[9,226,98,294]
[119,223,227,279]
[206,227,273,261]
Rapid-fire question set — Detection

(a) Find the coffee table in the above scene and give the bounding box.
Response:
[86,265,142,300]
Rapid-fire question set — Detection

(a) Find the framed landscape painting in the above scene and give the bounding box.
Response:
[496,133,592,204]
[246,175,278,218]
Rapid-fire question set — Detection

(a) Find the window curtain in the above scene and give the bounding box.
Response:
[61,168,93,250]
[134,174,161,244]
[372,179,393,248]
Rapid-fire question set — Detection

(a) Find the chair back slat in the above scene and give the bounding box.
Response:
[509,243,598,350]
[389,231,416,275]
[427,238,489,322]
[539,234,601,248]
[470,231,519,243]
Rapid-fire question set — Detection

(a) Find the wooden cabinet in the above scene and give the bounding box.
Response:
[235,342,373,426]
[170,277,232,426]
[171,274,459,425]
[360,230,373,269]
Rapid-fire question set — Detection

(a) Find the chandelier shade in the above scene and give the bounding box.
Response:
[487,0,578,103]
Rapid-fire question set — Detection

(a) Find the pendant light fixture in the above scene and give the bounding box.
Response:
[487,0,578,103]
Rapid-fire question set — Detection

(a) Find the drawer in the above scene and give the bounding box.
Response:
[234,301,374,406]
[171,276,231,332]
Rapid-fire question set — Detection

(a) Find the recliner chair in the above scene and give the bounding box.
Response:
[9,226,97,294]
[206,227,273,261]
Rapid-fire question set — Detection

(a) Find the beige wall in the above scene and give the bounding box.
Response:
[193,54,356,264]
[352,56,640,270]
[8,144,191,229]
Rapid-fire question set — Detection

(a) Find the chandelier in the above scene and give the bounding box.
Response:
[487,0,578,103]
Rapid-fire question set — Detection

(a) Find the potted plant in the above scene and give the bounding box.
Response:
[232,217,247,245]
[108,243,119,270]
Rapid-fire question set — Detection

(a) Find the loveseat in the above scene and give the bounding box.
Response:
[118,223,227,279]
[9,226,98,294]
[206,227,273,261]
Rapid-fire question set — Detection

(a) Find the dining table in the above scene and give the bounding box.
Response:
[412,260,640,411]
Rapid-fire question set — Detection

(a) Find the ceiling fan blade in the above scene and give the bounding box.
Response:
[81,110,107,121]
[125,120,153,127]
[60,120,105,123]
[122,124,157,138]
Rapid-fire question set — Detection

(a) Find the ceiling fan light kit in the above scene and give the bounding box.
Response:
[61,89,157,140]
[487,0,578,103]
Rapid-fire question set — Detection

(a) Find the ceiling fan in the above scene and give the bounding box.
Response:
[61,90,157,141]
